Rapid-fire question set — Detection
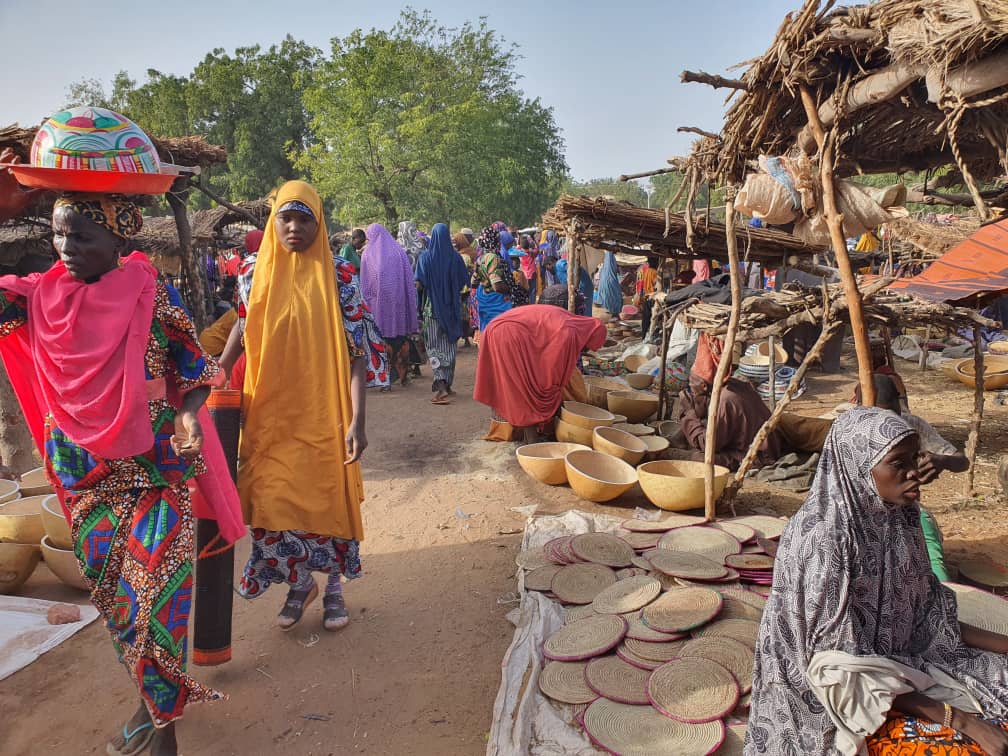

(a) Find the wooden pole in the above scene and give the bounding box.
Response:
[799,85,876,406]
[768,335,777,410]
[658,305,673,420]
[918,325,931,371]
[964,326,985,496]
[702,193,742,520]
[566,221,579,314]
[167,182,211,333]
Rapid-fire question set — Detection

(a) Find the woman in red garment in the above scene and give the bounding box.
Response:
[474,303,606,442]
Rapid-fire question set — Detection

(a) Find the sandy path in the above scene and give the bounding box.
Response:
[3,345,1008,755]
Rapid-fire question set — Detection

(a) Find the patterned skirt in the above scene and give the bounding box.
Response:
[238,528,362,598]
[72,481,222,727]
[866,714,1008,755]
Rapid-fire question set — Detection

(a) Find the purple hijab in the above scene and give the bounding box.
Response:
[360,223,419,338]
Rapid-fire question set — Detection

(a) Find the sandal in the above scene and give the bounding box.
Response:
[276,582,318,631]
[323,592,350,631]
[106,721,154,756]
[431,396,450,405]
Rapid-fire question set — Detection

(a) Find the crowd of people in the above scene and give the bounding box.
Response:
[2,105,1008,756]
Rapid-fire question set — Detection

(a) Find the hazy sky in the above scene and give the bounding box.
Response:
[0,0,798,181]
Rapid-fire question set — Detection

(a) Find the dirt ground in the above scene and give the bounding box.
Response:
[2,343,1007,755]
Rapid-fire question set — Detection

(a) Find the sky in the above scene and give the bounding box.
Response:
[0,0,799,182]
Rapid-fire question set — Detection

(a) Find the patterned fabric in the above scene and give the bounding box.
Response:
[866,714,1008,754]
[423,310,457,389]
[745,407,1008,756]
[397,220,425,271]
[53,194,142,238]
[473,248,507,293]
[275,199,315,218]
[0,289,28,333]
[236,251,388,388]
[239,528,361,598]
[3,280,223,727]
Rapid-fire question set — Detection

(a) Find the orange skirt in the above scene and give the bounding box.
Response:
[866,714,1008,755]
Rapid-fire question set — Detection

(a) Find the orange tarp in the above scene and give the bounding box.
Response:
[888,218,1008,303]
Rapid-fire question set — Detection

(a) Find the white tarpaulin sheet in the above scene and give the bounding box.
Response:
[487,509,629,756]
[0,595,99,681]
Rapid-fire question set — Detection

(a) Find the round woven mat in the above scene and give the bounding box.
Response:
[749,585,772,598]
[571,533,635,567]
[718,586,767,610]
[551,563,618,604]
[692,618,760,648]
[658,526,742,563]
[624,612,686,642]
[756,536,779,557]
[525,565,562,592]
[676,577,743,591]
[631,554,653,570]
[730,515,787,539]
[708,521,756,543]
[622,513,706,532]
[648,550,728,580]
[958,558,1008,589]
[725,553,775,571]
[564,603,598,624]
[583,698,725,756]
[592,575,662,615]
[717,723,748,756]
[641,587,723,633]
[616,567,647,581]
[516,547,552,571]
[616,642,664,671]
[623,635,687,663]
[538,660,596,704]
[584,655,652,705]
[544,614,628,661]
[544,537,573,565]
[717,595,765,622]
[618,530,662,550]
[679,636,755,694]
[650,571,682,592]
[945,582,1008,635]
[647,657,740,723]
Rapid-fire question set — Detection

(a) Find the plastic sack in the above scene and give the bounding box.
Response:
[736,173,799,225]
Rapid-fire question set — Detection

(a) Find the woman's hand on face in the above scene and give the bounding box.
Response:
[171,412,204,460]
[916,453,942,484]
[345,420,368,465]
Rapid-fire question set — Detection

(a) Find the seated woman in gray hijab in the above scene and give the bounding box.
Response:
[746,407,1008,756]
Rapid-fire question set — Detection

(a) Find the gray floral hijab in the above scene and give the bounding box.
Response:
[745,407,1008,755]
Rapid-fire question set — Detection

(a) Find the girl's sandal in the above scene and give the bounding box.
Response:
[106,721,154,756]
[323,592,350,631]
[276,582,318,631]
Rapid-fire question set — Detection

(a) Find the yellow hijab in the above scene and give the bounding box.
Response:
[239,180,364,539]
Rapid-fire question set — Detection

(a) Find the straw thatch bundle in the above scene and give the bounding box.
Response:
[687,0,1008,186]
[885,214,982,263]
[542,194,824,263]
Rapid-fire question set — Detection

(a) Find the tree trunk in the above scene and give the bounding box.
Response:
[0,360,34,475]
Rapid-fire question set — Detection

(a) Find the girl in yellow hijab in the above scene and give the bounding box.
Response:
[220,180,387,632]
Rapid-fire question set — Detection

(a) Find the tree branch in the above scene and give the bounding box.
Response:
[680,70,749,91]
[187,179,264,228]
[677,126,720,140]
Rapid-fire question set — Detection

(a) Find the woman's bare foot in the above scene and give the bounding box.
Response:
[106,703,155,755]
[149,725,177,756]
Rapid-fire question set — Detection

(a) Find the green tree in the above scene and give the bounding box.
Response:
[297,10,567,228]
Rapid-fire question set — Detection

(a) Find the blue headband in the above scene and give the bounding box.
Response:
[276,200,316,219]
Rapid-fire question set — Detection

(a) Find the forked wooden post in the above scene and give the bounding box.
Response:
[657,304,673,420]
[799,84,876,406]
[964,326,985,496]
[566,221,579,314]
[703,193,742,520]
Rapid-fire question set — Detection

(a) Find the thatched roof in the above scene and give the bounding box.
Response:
[0,222,51,270]
[542,194,826,263]
[685,0,1008,184]
[885,214,982,265]
[0,124,226,168]
[133,199,271,258]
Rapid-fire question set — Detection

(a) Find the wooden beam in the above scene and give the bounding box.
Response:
[566,221,579,314]
[965,326,985,496]
[166,180,211,333]
[799,85,876,406]
[618,167,680,182]
[703,193,743,520]
[680,70,749,91]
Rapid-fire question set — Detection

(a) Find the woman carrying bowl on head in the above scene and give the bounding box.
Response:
[219,180,387,633]
[0,107,244,756]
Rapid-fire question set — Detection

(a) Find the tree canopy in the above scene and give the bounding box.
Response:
[63,14,567,228]
[298,11,566,228]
